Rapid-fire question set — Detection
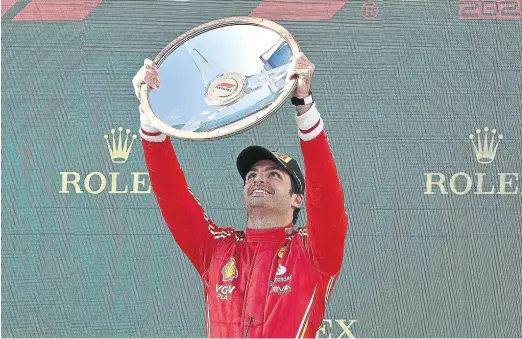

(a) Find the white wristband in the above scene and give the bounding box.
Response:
[295,103,324,141]
[139,105,166,142]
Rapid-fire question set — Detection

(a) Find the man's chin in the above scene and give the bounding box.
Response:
[246,196,271,208]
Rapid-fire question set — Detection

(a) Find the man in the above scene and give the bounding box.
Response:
[132,52,348,338]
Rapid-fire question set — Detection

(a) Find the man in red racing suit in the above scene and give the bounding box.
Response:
[133,53,348,338]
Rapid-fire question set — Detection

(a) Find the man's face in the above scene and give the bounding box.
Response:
[243,159,301,218]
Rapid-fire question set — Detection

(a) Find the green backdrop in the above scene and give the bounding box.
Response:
[2,0,521,337]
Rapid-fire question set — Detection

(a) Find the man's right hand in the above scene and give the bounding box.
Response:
[133,59,166,141]
[132,58,161,100]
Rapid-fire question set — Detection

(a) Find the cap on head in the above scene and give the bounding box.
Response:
[236,146,305,194]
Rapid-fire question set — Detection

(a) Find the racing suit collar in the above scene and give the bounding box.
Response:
[245,223,294,242]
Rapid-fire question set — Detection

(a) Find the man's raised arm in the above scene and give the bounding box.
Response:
[297,104,348,276]
[133,59,229,276]
[288,53,349,277]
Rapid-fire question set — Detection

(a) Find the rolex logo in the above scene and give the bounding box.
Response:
[104,127,137,164]
[424,124,519,196]
[59,127,149,195]
[469,127,503,164]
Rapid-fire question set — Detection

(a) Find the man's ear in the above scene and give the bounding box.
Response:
[292,193,303,209]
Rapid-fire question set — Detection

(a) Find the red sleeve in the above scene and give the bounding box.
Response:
[142,137,232,276]
[299,110,349,276]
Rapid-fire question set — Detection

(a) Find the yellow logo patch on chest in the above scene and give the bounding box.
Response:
[221,258,239,282]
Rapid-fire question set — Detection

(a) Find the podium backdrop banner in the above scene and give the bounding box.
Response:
[2,1,521,337]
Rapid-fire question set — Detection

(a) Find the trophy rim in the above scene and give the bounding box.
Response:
[140,16,300,141]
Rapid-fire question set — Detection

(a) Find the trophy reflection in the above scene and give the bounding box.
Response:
[180,37,292,132]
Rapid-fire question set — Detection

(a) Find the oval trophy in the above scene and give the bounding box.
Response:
[139,17,300,140]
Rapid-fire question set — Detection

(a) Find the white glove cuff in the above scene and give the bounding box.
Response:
[139,105,167,142]
[139,105,158,133]
[295,103,324,141]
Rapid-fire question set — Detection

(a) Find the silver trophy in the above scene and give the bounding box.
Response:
[139,17,300,140]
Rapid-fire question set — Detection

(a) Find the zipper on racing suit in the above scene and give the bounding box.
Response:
[243,315,254,338]
[241,243,260,337]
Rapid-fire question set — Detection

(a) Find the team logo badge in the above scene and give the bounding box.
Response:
[277,245,287,259]
[273,152,292,163]
[276,264,287,276]
[221,258,239,282]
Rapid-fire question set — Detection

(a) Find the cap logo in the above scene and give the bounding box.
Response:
[273,152,292,163]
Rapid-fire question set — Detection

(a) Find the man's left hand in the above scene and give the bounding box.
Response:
[286,52,316,99]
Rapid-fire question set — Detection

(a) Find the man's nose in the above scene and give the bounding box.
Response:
[253,174,267,183]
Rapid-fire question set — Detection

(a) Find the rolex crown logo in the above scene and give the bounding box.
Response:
[104,127,137,164]
[469,127,503,164]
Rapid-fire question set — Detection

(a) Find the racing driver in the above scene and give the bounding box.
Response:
[132,52,349,338]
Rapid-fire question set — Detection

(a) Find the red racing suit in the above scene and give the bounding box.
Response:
[141,103,348,338]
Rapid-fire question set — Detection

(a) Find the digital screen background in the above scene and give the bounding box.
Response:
[2,1,521,337]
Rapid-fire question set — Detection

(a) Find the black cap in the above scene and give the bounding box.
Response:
[236,146,305,194]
